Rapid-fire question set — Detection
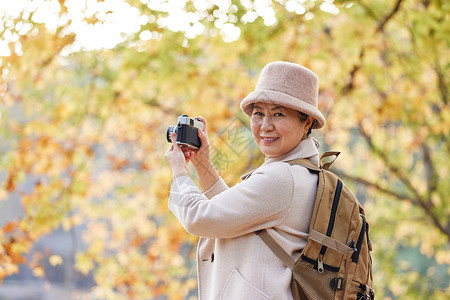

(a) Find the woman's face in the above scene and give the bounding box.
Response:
[250,102,312,158]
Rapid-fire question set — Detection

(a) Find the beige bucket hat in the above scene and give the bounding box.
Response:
[240,61,326,129]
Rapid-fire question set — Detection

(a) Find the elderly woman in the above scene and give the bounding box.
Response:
[165,61,326,300]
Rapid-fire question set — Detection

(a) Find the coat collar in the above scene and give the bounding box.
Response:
[240,137,320,180]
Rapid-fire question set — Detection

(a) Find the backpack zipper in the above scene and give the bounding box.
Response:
[318,179,343,263]
[352,214,367,263]
[317,254,324,273]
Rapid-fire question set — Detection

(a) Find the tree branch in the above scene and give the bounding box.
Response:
[342,48,365,95]
[357,1,380,21]
[421,144,438,204]
[336,168,450,242]
[359,125,420,199]
[358,124,450,241]
[333,170,411,201]
[435,64,448,106]
[377,0,404,32]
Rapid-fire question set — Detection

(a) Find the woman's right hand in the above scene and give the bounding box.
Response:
[182,116,219,191]
[181,116,211,169]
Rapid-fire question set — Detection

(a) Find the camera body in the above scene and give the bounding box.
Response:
[167,115,204,149]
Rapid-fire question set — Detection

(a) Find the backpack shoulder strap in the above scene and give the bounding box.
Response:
[287,158,321,172]
[288,151,341,171]
[255,229,296,270]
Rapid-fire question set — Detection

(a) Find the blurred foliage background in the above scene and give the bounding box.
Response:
[0,0,448,299]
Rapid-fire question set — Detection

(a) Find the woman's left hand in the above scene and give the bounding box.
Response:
[165,132,190,177]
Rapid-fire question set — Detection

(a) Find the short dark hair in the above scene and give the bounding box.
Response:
[298,111,315,137]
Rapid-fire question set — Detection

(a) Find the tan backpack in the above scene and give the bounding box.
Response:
[256,152,374,299]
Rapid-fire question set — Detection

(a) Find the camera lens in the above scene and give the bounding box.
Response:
[166,125,177,143]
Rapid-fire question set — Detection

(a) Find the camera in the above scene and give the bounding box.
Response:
[166,115,204,149]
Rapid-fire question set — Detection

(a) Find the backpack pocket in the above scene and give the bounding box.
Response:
[337,214,374,300]
[291,260,337,299]
[351,215,374,299]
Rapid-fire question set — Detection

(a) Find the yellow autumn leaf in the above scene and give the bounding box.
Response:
[32,266,45,278]
[75,253,94,276]
[0,189,7,201]
[0,0,448,299]
[49,255,63,266]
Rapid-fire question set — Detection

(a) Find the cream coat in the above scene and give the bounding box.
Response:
[169,138,320,300]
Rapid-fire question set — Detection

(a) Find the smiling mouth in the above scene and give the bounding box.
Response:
[261,137,279,143]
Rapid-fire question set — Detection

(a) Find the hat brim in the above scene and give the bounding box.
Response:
[240,90,326,129]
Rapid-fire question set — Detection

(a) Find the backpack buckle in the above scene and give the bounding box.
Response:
[357,293,369,300]
[369,288,375,300]
[330,277,345,290]
[357,285,375,300]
